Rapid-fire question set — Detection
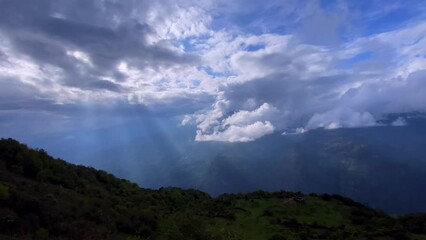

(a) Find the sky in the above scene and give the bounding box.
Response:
[1,0,426,143]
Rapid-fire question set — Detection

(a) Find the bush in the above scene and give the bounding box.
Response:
[33,228,49,240]
[0,182,9,200]
[269,234,287,240]
[399,213,426,234]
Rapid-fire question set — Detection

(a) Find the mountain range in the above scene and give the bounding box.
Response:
[1,138,426,239]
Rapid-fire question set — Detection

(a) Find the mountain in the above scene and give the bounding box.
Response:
[16,115,426,214]
[149,117,426,214]
[194,125,426,214]
[1,138,426,240]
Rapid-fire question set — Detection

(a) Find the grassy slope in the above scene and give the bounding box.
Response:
[155,192,426,240]
[0,138,425,240]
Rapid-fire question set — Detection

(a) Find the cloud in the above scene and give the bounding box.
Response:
[305,108,377,130]
[147,5,212,40]
[180,115,193,126]
[195,102,278,142]
[192,19,426,141]
[195,121,274,142]
[223,103,278,127]
[391,117,408,126]
[0,0,207,108]
[296,0,351,46]
[1,0,426,141]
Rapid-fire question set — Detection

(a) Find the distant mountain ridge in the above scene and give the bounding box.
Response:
[1,138,426,239]
[194,126,426,214]
[19,114,426,214]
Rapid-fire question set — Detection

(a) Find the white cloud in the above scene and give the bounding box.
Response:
[180,115,193,126]
[195,102,278,142]
[391,117,408,126]
[223,103,278,127]
[66,50,93,67]
[190,18,426,141]
[195,121,274,142]
[282,127,307,135]
[146,4,212,41]
[305,108,377,130]
[195,92,230,132]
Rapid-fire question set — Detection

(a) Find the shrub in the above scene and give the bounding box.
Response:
[0,182,9,200]
[33,228,49,240]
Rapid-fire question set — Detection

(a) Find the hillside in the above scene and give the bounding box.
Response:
[0,138,425,240]
[193,125,426,213]
[32,116,426,214]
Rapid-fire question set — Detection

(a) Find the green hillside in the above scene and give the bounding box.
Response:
[0,138,425,240]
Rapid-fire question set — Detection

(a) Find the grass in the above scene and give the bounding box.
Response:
[233,199,279,240]
[192,196,355,240]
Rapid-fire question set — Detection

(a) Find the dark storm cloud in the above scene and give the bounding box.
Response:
[0,77,55,110]
[0,0,197,92]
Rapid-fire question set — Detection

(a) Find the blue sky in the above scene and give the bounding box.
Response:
[1,0,426,143]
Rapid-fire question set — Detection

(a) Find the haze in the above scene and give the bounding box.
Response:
[1,0,426,214]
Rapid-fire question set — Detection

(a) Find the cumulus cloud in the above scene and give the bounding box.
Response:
[195,121,274,142]
[180,115,193,126]
[195,102,278,142]
[192,19,426,141]
[305,108,377,130]
[391,117,408,126]
[223,103,278,127]
[1,0,426,141]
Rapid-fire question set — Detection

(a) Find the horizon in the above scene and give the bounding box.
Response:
[1,0,426,215]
